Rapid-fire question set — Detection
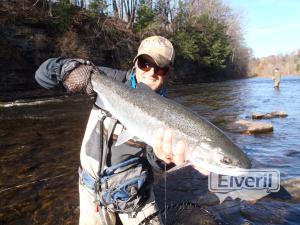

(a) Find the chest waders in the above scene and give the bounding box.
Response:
[93,111,152,222]
[92,73,162,223]
[94,110,118,225]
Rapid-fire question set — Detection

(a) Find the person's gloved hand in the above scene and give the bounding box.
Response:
[62,65,94,95]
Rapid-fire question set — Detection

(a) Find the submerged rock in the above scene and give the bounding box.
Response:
[229,119,273,134]
[252,112,288,119]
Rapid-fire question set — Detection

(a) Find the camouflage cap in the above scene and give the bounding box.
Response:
[134,36,175,68]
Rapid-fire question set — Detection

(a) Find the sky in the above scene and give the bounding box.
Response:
[225,0,300,58]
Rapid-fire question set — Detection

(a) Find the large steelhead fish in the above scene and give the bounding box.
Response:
[91,70,251,175]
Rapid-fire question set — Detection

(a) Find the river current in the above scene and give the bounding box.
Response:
[0,76,300,224]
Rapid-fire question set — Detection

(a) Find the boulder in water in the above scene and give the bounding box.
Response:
[230,119,273,134]
[252,111,288,119]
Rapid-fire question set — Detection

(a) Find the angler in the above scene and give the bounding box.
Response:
[35,36,183,225]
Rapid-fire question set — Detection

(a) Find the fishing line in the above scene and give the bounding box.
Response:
[0,172,73,194]
[164,162,167,224]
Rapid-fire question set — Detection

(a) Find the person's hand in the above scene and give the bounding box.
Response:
[63,65,94,95]
[153,128,188,165]
[153,128,210,176]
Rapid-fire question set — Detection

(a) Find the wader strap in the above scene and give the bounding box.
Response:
[100,118,118,174]
[98,115,107,178]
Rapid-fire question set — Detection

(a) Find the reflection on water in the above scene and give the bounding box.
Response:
[1,77,300,224]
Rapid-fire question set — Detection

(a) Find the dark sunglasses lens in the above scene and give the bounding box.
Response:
[138,57,169,75]
[138,58,151,72]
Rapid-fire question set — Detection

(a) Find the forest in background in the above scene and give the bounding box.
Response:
[52,0,300,77]
[63,0,252,80]
[249,51,300,77]
[1,0,300,100]
[0,0,250,87]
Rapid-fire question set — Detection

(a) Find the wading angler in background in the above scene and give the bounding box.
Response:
[272,67,281,88]
[35,36,188,225]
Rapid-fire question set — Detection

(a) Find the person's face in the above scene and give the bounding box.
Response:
[135,55,172,91]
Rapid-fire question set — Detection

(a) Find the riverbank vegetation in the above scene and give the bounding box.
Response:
[1,0,250,98]
[0,0,299,99]
[249,51,300,77]
[57,0,251,81]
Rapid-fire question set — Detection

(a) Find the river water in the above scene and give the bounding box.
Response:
[169,76,300,179]
[0,76,300,224]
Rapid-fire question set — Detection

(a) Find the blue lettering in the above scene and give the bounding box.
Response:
[245,177,255,187]
[218,175,228,188]
[256,176,263,187]
[234,176,245,187]
[263,174,268,187]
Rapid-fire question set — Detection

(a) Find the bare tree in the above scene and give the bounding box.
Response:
[124,0,137,29]
[112,0,119,17]
[48,0,53,16]
[33,0,54,16]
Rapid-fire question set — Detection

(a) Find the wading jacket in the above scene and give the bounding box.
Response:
[35,57,167,179]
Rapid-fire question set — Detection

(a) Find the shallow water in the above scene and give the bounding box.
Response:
[0,76,299,224]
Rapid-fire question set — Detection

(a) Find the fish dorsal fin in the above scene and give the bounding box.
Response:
[115,128,135,146]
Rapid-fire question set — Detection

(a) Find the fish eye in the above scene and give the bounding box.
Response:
[221,156,232,165]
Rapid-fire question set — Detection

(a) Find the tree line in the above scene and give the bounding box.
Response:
[249,50,300,77]
[6,0,252,82]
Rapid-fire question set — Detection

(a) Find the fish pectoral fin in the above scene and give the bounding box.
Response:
[115,129,135,146]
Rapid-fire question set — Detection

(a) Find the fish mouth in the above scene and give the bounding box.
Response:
[205,162,249,176]
[218,146,252,170]
[168,160,241,176]
[219,155,251,170]
[188,155,252,176]
[218,155,252,175]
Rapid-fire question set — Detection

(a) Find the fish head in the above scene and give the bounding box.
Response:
[189,140,251,176]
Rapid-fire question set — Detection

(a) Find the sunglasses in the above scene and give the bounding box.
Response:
[137,57,169,76]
